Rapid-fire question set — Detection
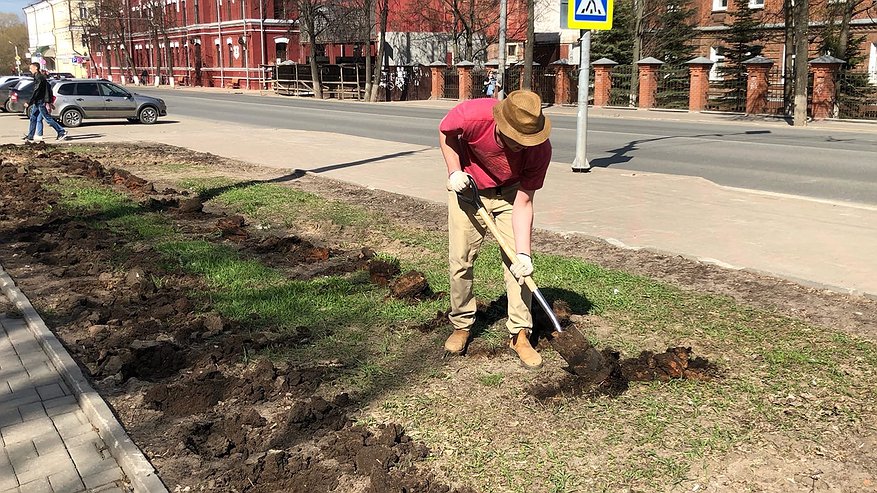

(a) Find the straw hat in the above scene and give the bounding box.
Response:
[492,90,551,147]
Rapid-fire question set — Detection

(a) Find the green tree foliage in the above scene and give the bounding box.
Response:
[0,13,28,76]
[591,0,634,65]
[717,0,766,111]
[652,0,697,108]
[818,0,877,119]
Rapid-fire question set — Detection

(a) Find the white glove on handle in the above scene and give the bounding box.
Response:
[447,171,472,193]
[509,253,533,284]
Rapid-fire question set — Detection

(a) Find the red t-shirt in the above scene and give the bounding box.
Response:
[439,98,552,191]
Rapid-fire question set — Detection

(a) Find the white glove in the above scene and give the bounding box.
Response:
[447,171,472,193]
[509,253,533,284]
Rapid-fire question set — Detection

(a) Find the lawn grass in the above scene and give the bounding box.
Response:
[49,173,877,492]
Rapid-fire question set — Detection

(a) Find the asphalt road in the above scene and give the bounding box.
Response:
[137,88,877,205]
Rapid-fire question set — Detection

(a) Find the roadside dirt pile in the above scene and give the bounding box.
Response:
[0,144,468,492]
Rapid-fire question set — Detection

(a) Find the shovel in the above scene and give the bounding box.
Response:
[456,179,611,385]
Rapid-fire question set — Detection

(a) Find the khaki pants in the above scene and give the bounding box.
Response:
[448,186,532,335]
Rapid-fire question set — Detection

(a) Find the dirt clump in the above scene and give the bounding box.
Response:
[527,346,719,401]
[368,258,401,286]
[389,270,432,299]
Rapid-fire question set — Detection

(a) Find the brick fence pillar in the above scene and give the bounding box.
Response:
[457,60,475,100]
[429,61,446,100]
[686,56,714,112]
[809,54,846,120]
[592,57,617,106]
[551,60,573,105]
[743,56,773,115]
[637,57,664,109]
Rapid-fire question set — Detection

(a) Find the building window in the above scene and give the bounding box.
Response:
[507,44,518,58]
[748,0,764,7]
[216,44,221,66]
[712,0,728,11]
[228,44,234,67]
[275,42,287,62]
[194,0,200,23]
[78,2,88,18]
[226,0,232,19]
[709,46,725,81]
[273,0,285,18]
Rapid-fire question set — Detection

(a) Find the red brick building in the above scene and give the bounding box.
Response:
[89,0,523,89]
[690,0,877,80]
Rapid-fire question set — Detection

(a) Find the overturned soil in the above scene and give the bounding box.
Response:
[0,144,476,492]
[1,142,875,492]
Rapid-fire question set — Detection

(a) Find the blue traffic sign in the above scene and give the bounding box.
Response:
[567,0,613,30]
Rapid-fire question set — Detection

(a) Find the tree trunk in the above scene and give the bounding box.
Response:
[152,30,161,83]
[523,0,533,89]
[792,0,809,126]
[630,0,644,106]
[837,0,852,59]
[783,0,794,114]
[369,0,388,101]
[363,0,373,99]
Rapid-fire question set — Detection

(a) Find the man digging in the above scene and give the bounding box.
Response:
[439,90,552,369]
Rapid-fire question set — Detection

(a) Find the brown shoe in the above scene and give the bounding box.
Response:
[510,331,542,369]
[444,329,471,354]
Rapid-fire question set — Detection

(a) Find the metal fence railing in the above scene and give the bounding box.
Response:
[609,64,634,107]
[443,68,459,99]
[531,66,556,104]
[376,65,432,102]
[836,70,877,121]
[764,66,787,116]
[655,65,690,109]
[705,68,747,113]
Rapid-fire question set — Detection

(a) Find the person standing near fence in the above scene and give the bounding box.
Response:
[484,69,498,97]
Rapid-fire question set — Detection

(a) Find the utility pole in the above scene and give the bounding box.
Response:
[497,0,507,100]
[571,30,591,172]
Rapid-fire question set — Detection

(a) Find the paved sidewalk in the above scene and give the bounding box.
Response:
[0,265,166,493]
[0,304,128,492]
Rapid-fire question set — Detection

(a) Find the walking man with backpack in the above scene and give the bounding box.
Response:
[23,62,69,143]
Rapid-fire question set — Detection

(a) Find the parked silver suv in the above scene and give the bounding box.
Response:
[50,79,167,127]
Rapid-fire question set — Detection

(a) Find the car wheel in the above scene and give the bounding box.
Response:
[3,99,12,112]
[138,106,158,124]
[61,108,83,128]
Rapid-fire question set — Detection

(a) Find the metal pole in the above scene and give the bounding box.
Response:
[572,29,591,172]
[497,0,507,100]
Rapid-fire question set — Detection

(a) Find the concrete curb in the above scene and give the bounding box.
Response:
[0,264,168,493]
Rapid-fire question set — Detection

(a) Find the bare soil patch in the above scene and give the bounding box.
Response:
[0,144,475,492]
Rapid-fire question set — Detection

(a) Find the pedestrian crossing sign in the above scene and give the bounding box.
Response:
[567,0,613,30]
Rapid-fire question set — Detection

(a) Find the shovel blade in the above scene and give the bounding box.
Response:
[549,324,612,385]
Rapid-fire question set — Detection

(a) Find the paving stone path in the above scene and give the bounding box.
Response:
[0,292,130,493]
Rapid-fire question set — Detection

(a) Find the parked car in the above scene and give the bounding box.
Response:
[0,75,23,85]
[48,72,75,80]
[50,79,167,127]
[1,78,32,112]
[7,80,59,114]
